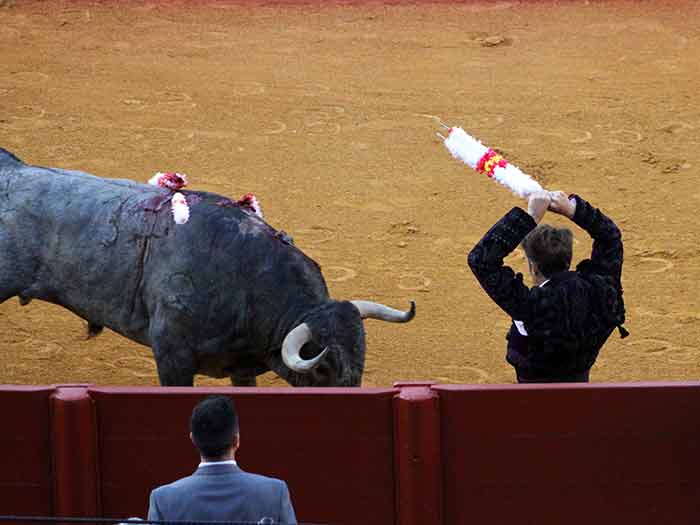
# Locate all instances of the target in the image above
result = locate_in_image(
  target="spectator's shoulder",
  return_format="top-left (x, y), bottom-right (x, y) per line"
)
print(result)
top-left (239, 470), bottom-right (287, 488)
top-left (152, 474), bottom-right (197, 496)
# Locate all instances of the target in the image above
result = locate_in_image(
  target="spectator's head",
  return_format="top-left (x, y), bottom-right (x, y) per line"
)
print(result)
top-left (190, 395), bottom-right (240, 461)
top-left (522, 224), bottom-right (573, 284)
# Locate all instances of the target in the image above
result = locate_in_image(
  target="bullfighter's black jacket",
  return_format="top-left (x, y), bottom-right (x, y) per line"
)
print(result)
top-left (467, 195), bottom-right (627, 382)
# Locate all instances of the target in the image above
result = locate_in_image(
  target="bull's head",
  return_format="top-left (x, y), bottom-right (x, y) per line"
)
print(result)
top-left (281, 300), bottom-right (416, 386)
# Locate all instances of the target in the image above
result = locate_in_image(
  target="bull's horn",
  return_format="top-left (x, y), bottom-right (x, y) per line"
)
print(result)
top-left (281, 323), bottom-right (328, 373)
top-left (351, 300), bottom-right (416, 323)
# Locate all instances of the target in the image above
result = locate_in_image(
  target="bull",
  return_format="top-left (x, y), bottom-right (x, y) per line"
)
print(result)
top-left (0, 148), bottom-right (415, 386)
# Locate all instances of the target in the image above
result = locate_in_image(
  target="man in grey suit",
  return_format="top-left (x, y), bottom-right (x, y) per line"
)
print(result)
top-left (147, 395), bottom-right (297, 524)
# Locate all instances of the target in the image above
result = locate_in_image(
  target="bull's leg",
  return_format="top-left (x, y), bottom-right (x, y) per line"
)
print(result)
top-left (230, 373), bottom-right (257, 387)
top-left (86, 322), bottom-right (103, 339)
top-left (151, 346), bottom-right (197, 386)
top-left (148, 304), bottom-right (199, 386)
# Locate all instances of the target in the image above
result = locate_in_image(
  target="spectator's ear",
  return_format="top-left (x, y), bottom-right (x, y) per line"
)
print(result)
top-left (189, 432), bottom-right (196, 448)
top-left (232, 432), bottom-right (240, 451)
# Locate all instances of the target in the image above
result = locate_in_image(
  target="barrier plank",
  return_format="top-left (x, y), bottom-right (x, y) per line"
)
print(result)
top-left (0, 386), bottom-right (54, 516)
top-left (51, 386), bottom-right (99, 518)
top-left (394, 383), bottom-right (442, 525)
top-left (89, 387), bottom-right (399, 525)
top-left (435, 382), bottom-right (700, 525)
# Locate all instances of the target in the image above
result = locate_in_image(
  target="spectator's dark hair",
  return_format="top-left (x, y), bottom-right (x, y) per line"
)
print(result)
top-left (190, 395), bottom-right (239, 459)
top-left (522, 224), bottom-right (573, 278)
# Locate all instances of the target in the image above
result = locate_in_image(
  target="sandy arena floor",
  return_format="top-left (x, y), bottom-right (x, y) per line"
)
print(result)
top-left (0, 0), bottom-right (698, 387)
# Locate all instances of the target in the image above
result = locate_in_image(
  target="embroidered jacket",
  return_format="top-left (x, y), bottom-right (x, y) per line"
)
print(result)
top-left (467, 195), bottom-right (626, 381)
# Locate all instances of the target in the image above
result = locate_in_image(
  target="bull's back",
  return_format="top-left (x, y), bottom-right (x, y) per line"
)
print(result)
top-left (1, 157), bottom-right (173, 338)
top-left (0, 148), bottom-right (24, 167)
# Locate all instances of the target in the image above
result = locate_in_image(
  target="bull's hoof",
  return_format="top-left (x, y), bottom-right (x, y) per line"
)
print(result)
top-left (18, 295), bottom-right (32, 306)
top-left (86, 323), bottom-right (104, 339)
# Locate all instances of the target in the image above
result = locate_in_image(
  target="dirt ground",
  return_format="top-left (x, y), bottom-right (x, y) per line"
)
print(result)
top-left (0, 0), bottom-right (698, 387)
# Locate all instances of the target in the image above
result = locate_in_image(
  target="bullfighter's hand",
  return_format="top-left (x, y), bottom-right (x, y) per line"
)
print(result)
top-left (547, 190), bottom-right (577, 219)
top-left (527, 190), bottom-right (551, 224)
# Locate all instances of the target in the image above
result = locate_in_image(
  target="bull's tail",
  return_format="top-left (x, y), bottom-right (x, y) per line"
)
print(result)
top-left (0, 148), bottom-right (24, 167)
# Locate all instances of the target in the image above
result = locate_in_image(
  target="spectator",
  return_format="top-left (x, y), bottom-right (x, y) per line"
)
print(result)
top-left (467, 190), bottom-right (627, 382)
top-left (148, 395), bottom-right (297, 524)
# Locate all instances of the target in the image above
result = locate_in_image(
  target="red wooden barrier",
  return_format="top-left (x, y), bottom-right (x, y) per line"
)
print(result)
top-left (2, 382), bottom-right (700, 524)
top-left (394, 382), bottom-right (442, 525)
top-left (88, 386), bottom-right (399, 525)
top-left (435, 382), bottom-right (700, 525)
top-left (50, 385), bottom-right (99, 518)
top-left (0, 386), bottom-right (54, 516)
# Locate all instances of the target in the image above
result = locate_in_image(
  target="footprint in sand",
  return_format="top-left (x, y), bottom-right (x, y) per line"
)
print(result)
top-left (623, 338), bottom-right (697, 365)
top-left (659, 121), bottom-right (695, 134)
top-left (608, 129), bottom-right (643, 145)
top-left (324, 266), bottom-right (358, 283)
top-left (44, 143), bottom-right (87, 160)
top-left (3, 105), bottom-right (48, 129)
top-left (304, 121), bottom-right (341, 135)
top-left (291, 83), bottom-right (331, 97)
top-left (397, 273), bottom-right (432, 292)
top-left (89, 355), bottom-right (155, 378)
top-left (26, 342), bottom-right (64, 360)
top-left (6, 71), bottom-right (50, 87)
top-left (333, 198), bottom-right (394, 213)
top-left (122, 91), bottom-right (196, 112)
top-left (529, 128), bottom-right (594, 146)
top-left (290, 107), bottom-right (345, 136)
top-left (262, 120), bottom-right (287, 135)
top-left (295, 226), bottom-right (337, 245)
top-left (440, 364), bottom-right (490, 383)
top-left (624, 338), bottom-right (673, 354)
top-left (229, 81), bottom-right (266, 96)
top-left (430, 236), bottom-right (481, 256)
top-left (638, 256), bottom-right (674, 274)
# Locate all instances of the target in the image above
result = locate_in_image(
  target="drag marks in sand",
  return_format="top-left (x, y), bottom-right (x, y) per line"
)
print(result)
top-left (0, 104), bottom-right (48, 130)
top-left (623, 338), bottom-right (698, 366)
top-left (121, 90), bottom-right (197, 112)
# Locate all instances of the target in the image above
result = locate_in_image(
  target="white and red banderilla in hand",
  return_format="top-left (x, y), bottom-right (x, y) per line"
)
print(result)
top-left (438, 124), bottom-right (543, 199)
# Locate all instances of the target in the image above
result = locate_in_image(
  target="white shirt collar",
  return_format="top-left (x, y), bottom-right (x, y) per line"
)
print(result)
top-left (513, 279), bottom-right (552, 336)
top-left (198, 460), bottom-right (237, 467)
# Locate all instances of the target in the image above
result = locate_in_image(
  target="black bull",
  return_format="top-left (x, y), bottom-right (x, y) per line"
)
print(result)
top-left (0, 148), bottom-right (415, 386)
